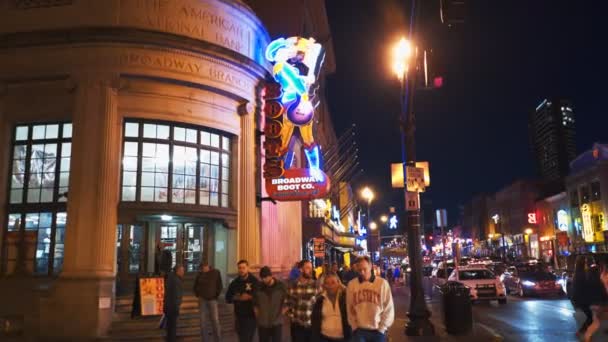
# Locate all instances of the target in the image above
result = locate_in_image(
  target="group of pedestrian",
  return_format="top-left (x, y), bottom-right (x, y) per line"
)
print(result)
top-left (162, 255), bottom-right (395, 342)
top-left (572, 255), bottom-right (608, 342)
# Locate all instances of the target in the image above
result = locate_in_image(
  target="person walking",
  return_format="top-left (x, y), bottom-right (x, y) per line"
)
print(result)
top-left (583, 261), bottom-right (608, 342)
top-left (289, 262), bottom-right (301, 284)
top-left (572, 256), bottom-right (592, 336)
top-left (347, 256), bottom-right (394, 342)
top-left (286, 259), bottom-right (319, 342)
top-left (160, 249), bottom-right (173, 276)
top-left (164, 265), bottom-right (185, 342)
top-left (225, 260), bottom-right (259, 342)
top-left (154, 243), bottom-right (163, 275)
top-left (193, 262), bottom-right (223, 342)
top-left (342, 259), bottom-right (360, 284)
top-left (253, 266), bottom-right (287, 342)
top-left (311, 273), bottom-right (351, 342)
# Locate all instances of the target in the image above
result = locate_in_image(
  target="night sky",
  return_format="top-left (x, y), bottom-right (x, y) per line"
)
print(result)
top-left (324, 0), bottom-right (608, 223)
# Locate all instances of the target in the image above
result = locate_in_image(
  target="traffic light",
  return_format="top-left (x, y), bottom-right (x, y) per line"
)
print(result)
top-left (440, 0), bottom-right (465, 26)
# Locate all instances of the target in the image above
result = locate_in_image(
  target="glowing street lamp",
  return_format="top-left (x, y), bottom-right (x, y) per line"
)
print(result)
top-left (392, 37), bottom-right (413, 80)
top-left (525, 228), bottom-right (533, 235)
top-left (370, 222), bottom-right (378, 230)
top-left (380, 215), bottom-right (388, 223)
top-left (361, 187), bottom-right (375, 204)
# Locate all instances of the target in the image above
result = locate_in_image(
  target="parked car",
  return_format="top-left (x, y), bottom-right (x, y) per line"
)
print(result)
top-left (502, 264), bottom-right (563, 297)
top-left (430, 262), bottom-right (455, 288)
top-left (448, 266), bottom-right (507, 304)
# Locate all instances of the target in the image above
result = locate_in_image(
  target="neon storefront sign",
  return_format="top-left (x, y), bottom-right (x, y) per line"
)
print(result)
top-left (263, 37), bottom-right (330, 201)
top-left (557, 210), bottom-right (569, 231)
top-left (581, 204), bottom-right (594, 243)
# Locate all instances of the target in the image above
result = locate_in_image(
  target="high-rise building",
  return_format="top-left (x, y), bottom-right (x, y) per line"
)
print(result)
top-left (529, 98), bottom-right (577, 184)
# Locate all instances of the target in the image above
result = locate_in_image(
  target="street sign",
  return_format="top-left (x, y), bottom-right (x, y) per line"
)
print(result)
top-left (405, 191), bottom-right (420, 211)
top-left (406, 166), bottom-right (426, 192)
top-left (436, 209), bottom-right (448, 228)
top-left (390, 162), bottom-right (430, 190)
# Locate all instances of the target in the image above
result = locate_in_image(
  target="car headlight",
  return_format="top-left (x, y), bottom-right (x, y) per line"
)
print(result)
top-left (521, 280), bottom-right (536, 287)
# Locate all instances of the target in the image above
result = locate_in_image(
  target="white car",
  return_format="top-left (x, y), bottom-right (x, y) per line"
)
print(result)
top-left (448, 266), bottom-right (507, 304)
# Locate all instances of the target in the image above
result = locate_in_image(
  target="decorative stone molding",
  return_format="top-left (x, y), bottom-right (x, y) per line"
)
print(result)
top-left (237, 101), bottom-right (253, 116)
top-left (12, 0), bottom-right (73, 10)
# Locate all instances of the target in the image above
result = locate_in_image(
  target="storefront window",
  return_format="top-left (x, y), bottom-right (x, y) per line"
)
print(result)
top-left (570, 190), bottom-right (579, 207)
top-left (591, 181), bottom-right (601, 201)
top-left (3, 123), bottom-right (71, 276)
top-left (9, 123), bottom-right (71, 204)
top-left (580, 186), bottom-right (590, 204)
top-left (121, 120), bottom-right (232, 207)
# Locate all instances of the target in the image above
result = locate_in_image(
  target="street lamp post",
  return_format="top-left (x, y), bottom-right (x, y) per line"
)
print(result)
top-left (361, 187), bottom-right (375, 260)
top-left (393, 34), bottom-right (435, 338)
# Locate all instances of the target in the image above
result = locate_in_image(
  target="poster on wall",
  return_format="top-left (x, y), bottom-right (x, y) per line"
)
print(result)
top-left (139, 277), bottom-right (165, 316)
top-left (313, 237), bottom-right (325, 258)
top-left (262, 37), bottom-right (330, 201)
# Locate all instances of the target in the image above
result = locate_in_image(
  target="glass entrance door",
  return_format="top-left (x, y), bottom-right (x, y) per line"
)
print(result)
top-left (160, 225), bottom-right (178, 270)
top-left (184, 225), bottom-right (204, 272)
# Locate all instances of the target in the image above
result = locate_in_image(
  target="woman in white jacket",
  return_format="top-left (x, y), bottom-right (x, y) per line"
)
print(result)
top-left (346, 256), bottom-right (394, 342)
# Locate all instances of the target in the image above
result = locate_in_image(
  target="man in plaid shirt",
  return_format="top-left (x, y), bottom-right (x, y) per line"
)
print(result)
top-left (285, 260), bottom-right (319, 342)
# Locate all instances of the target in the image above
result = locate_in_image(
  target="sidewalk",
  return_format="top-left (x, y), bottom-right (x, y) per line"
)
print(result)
top-left (387, 283), bottom-right (502, 342)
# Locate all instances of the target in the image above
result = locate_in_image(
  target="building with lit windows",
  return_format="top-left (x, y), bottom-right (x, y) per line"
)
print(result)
top-left (566, 143), bottom-right (608, 253)
top-left (0, 0), bottom-right (292, 339)
top-left (529, 98), bottom-right (577, 186)
top-left (486, 180), bottom-right (541, 259)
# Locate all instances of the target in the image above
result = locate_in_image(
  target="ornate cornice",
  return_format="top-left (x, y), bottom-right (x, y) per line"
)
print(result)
top-left (0, 28), bottom-right (270, 79)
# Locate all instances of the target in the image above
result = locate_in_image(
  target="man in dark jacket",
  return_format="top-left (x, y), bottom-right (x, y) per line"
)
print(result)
top-left (164, 265), bottom-right (184, 342)
top-left (253, 266), bottom-right (287, 342)
top-left (311, 273), bottom-right (351, 342)
top-left (160, 249), bottom-right (173, 275)
top-left (193, 262), bottom-right (223, 342)
top-left (341, 259), bottom-right (360, 285)
top-left (225, 260), bottom-right (259, 342)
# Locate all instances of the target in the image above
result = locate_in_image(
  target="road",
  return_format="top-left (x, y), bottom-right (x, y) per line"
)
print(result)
top-left (472, 295), bottom-right (582, 342)
top-left (390, 283), bottom-right (608, 341)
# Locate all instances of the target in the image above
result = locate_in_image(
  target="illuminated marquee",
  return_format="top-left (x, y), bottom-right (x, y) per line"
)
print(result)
top-left (263, 36), bottom-right (330, 201)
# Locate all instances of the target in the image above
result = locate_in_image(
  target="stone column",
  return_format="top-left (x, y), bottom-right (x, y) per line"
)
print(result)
top-left (237, 102), bottom-right (260, 266)
top-left (0, 83), bottom-right (7, 264)
top-left (40, 73), bottom-right (122, 338)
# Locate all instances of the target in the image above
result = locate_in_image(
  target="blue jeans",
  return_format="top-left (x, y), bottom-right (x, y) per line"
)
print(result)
top-left (199, 299), bottom-right (221, 342)
top-left (352, 329), bottom-right (386, 342)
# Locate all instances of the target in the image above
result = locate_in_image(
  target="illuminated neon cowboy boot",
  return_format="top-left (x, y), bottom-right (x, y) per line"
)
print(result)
top-left (304, 144), bottom-right (321, 171)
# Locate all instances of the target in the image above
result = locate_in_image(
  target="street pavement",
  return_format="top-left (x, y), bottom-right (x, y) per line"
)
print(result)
top-left (389, 279), bottom-right (608, 342)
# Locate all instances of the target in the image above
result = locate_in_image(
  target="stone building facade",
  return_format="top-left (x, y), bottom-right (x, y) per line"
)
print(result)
top-left (0, 0), bottom-right (281, 338)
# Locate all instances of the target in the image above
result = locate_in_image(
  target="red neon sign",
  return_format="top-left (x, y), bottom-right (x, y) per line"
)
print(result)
top-left (265, 168), bottom-right (330, 201)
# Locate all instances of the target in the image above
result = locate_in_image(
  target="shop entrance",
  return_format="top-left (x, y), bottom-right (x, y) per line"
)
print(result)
top-left (115, 219), bottom-right (212, 295)
top-left (159, 224), bottom-right (206, 273)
